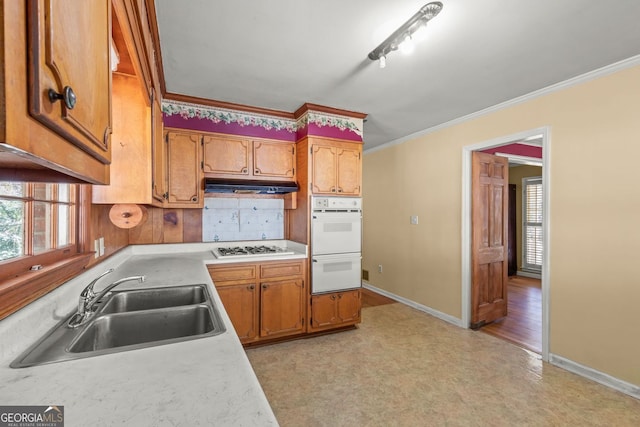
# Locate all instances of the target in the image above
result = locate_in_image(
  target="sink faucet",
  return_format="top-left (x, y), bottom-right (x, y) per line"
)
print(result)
top-left (68, 273), bottom-right (146, 328)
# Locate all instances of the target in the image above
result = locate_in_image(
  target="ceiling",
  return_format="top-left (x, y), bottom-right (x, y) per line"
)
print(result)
top-left (154, 0), bottom-right (640, 150)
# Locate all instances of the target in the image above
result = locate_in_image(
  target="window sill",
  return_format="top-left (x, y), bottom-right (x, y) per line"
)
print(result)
top-left (0, 253), bottom-right (94, 320)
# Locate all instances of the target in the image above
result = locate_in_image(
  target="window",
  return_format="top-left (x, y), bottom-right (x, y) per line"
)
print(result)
top-left (522, 177), bottom-right (543, 272)
top-left (0, 182), bottom-right (91, 320)
top-left (0, 182), bottom-right (76, 262)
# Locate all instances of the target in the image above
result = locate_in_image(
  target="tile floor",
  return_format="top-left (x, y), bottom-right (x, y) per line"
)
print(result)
top-left (246, 303), bottom-right (640, 426)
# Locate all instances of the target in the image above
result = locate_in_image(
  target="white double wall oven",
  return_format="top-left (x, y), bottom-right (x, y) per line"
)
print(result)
top-left (310, 197), bottom-right (362, 294)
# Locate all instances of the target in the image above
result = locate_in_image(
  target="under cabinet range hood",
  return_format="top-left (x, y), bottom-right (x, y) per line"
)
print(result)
top-left (204, 178), bottom-right (298, 194)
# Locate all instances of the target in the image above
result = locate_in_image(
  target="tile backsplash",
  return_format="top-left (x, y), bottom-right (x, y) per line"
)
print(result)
top-left (202, 197), bottom-right (284, 242)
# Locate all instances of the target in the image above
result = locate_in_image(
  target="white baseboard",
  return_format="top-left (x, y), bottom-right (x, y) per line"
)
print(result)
top-left (362, 281), bottom-right (463, 327)
top-left (517, 270), bottom-right (542, 279)
top-left (549, 354), bottom-right (640, 400)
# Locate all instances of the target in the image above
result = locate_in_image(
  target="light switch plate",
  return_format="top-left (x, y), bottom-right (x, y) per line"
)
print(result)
top-left (410, 215), bottom-right (419, 225)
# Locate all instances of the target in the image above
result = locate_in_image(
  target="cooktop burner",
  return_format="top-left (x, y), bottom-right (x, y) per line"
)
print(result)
top-left (213, 245), bottom-right (295, 258)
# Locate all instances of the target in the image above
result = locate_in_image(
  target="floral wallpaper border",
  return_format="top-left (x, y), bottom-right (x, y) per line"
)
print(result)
top-left (162, 101), bottom-right (297, 133)
top-left (162, 100), bottom-right (363, 141)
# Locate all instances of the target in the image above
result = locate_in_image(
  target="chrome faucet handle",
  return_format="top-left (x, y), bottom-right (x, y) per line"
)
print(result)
top-left (69, 274), bottom-right (145, 329)
top-left (78, 268), bottom-right (114, 314)
top-left (86, 275), bottom-right (146, 312)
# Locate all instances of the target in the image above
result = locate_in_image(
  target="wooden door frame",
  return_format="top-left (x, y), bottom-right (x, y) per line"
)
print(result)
top-left (461, 127), bottom-right (551, 361)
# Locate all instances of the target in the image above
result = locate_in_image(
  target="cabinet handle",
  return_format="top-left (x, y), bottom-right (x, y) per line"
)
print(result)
top-left (48, 86), bottom-right (76, 110)
top-left (248, 285), bottom-right (255, 290)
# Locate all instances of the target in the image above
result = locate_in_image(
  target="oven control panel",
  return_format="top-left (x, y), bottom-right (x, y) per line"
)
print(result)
top-left (312, 197), bottom-right (362, 211)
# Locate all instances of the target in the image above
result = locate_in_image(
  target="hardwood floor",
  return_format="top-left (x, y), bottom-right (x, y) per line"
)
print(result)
top-left (480, 275), bottom-right (542, 353)
top-left (361, 287), bottom-right (396, 307)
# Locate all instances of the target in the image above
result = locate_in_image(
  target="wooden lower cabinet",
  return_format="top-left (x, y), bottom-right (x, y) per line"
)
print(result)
top-left (310, 290), bottom-right (361, 331)
top-left (215, 283), bottom-right (258, 342)
top-left (260, 278), bottom-right (305, 338)
top-left (208, 260), bottom-right (306, 344)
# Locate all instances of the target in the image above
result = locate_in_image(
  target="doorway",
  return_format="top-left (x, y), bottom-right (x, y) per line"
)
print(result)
top-left (461, 127), bottom-right (550, 361)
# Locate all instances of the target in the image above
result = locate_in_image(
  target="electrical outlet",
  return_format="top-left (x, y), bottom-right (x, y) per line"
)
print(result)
top-left (378, 264), bottom-right (383, 273)
top-left (410, 215), bottom-right (419, 225)
top-left (98, 237), bottom-right (105, 257)
top-left (94, 239), bottom-right (100, 258)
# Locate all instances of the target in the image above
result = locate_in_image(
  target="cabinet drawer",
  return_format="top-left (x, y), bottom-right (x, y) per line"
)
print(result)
top-left (208, 264), bottom-right (257, 285)
top-left (260, 261), bottom-right (303, 279)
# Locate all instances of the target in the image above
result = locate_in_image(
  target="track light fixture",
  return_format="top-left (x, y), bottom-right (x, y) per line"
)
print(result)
top-left (368, 2), bottom-right (443, 67)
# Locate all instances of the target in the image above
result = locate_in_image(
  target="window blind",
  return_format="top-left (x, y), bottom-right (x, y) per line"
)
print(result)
top-left (523, 177), bottom-right (543, 271)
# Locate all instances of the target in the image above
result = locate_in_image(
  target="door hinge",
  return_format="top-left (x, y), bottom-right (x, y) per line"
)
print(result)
top-left (292, 147), bottom-right (295, 155)
top-left (165, 133), bottom-right (169, 143)
top-left (292, 167), bottom-right (295, 175)
top-left (201, 161), bottom-right (204, 170)
top-left (302, 279), bottom-right (304, 288)
top-left (310, 147), bottom-right (313, 154)
top-left (309, 183), bottom-right (312, 191)
top-left (359, 152), bottom-right (361, 159)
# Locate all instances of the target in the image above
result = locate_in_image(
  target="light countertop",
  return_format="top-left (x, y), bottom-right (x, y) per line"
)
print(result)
top-left (0, 240), bottom-right (307, 426)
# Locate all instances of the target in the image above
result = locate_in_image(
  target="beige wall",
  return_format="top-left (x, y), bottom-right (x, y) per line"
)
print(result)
top-left (509, 165), bottom-right (542, 271)
top-left (362, 65), bottom-right (640, 386)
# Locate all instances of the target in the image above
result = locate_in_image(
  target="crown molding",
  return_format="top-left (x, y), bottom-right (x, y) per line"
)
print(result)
top-left (364, 54), bottom-right (640, 155)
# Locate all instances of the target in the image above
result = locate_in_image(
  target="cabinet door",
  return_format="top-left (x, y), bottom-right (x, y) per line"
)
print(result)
top-left (202, 135), bottom-right (251, 176)
top-left (310, 293), bottom-right (338, 329)
top-left (166, 131), bottom-right (202, 207)
top-left (151, 90), bottom-right (166, 204)
top-left (260, 279), bottom-right (305, 338)
top-left (336, 146), bottom-right (361, 195)
top-left (216, 283), bottom-right (259, 343)
top-left (253, 141), bottom-right (295, 180)
top-left (27, 0), bottom-right (112, 164)
top-left (311, 145), bottom-right (337, 194)
top-left (336, 290), bottom-right (361, 323)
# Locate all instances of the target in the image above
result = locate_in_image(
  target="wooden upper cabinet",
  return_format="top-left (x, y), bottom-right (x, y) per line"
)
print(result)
top-left (336, 146), bottom-right (361, 195)
top-left (311, 145), bottom-right (338, 193)
top-left (203, 134), bottom-right (296, 182)
top-left (27, 0), bottom-right (112, 164)
top-left (165, 130), bottom-right (203, 207)
top-left (151, 89), bottom-right (166, 204)
top-left (92, 73), bottom-right (152, 204)
top-left (202, 135), bottom-right (251, 177)
top-left (253, 141), bottom-right (295, 179)
top-left (311, 141), bottom-right (361, 195)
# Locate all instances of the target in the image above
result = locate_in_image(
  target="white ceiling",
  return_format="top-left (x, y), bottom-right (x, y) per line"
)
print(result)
top-left (154, 0), bottom-right (640, 150)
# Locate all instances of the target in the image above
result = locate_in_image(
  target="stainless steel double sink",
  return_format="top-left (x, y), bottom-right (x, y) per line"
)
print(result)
top-left (11, 285), bottom-right (226, 368)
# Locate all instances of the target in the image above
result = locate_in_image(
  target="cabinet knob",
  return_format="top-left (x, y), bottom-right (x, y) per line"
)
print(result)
top-left (248, 285), bottom-right (255, 290)
top-left (330, 295), bottom-right (336, 300)
top-left (241, 168), bottom-right (248, 173)
top-left (191, 196), bottom-right (198, 202)
top-left (337, 188), bottom-right (343, 193)
top-left (48, 86), bottom-right (76, 110)
top-left (331, 188), bottom-right (336, 193)
top-left (262, 284), bottom-right (268, 289)
top-left (255, 169), bottom-right (260, 174)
